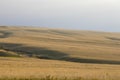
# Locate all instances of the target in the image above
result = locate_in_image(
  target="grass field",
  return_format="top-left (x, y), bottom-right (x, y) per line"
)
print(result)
top-left (0, 26), bottom-right (120, 80)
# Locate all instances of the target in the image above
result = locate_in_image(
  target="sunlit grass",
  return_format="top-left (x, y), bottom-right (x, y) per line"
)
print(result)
top-left (0, 76), bottom-right (105, 80)
top-left (0, 27), bottom-right (120, 80)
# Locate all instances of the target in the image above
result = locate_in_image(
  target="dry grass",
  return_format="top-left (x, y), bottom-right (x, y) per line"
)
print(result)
top-left (0, 26), bottom-right (120, 80)
top-left (0, 57), bottom-right (120, 80)
top-left (0, 26), bottom-right (120, 61)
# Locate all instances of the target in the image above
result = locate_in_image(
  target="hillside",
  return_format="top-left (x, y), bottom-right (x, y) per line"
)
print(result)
top-left (0, 26), bottom-right (120, 80)
top-left (0, 26), bottom-right (120, 64)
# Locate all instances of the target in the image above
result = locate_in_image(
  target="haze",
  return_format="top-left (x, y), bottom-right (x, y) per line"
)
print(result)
top-left (0, 0), bottom-right (120, 32)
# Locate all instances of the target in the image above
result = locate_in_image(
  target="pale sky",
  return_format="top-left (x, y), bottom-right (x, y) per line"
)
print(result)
top-left (0, 0), bottom-right (120, 32)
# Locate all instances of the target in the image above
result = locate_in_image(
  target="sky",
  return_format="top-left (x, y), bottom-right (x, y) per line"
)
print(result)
top-left (0, 0), bottom-right (120, 32)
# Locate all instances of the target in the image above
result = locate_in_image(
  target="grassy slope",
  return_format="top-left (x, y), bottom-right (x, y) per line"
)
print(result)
top-left (0, 26), bottom-right (120, 61)
top-left (0, 57), bottom-right (120, 80)
top-left (0, 26), bottom-right (120, 79)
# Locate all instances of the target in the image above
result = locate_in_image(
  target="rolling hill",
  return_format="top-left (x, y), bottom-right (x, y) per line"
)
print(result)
top-left (0, 26), bottom-right (120, 80)
top-left (0, 26), bottom-right (120, 64)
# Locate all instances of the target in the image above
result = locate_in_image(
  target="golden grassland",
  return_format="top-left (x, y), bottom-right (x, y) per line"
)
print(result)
top-left (0, 26), bottom-right (120, 80)
top-left (0, 26), bottom-right (120, 61)
top-left (0, 57), bottom-right (120, 80)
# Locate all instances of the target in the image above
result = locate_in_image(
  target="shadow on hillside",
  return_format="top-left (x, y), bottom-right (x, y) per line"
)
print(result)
top-left (106, 37), bottom-right (120, 41)
top-left (60, 57), bottom-right (120, 65)
top-left (0, 43), bottom-right (67, 59)
top-left (0, 31), bottom-right (12, 38)
top-left (0, 26), bottom-right (8, 28)
top-left (0, 42), bottom-right (120, 65)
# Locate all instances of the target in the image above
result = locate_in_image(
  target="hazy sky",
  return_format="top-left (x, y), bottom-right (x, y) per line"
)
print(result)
top-left (0, 0), bottom-right (120, 32)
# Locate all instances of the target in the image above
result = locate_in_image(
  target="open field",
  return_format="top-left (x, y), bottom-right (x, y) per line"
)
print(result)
top-left (0, 57), bottom-right (120, 80)
top-left (0, 26), bottom-right (120, 80)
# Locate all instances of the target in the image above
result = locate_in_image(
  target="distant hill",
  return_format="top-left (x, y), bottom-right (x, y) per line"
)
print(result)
top-left (0, 26), bottom-right (120, 64)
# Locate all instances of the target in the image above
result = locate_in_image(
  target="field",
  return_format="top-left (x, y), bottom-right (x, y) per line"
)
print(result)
top-left (0, 26), bottom-right (120, 80)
